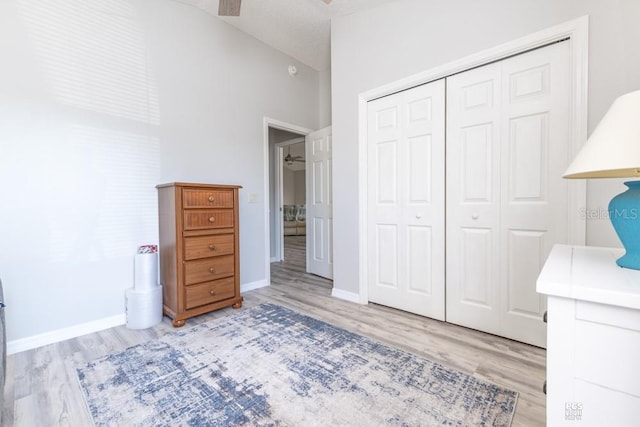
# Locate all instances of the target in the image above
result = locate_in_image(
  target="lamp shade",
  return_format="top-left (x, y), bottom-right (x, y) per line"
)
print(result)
top-left (564, 89), bottom-right (640, 178)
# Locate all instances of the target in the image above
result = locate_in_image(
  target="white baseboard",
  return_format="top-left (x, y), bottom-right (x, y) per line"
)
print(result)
top-left (331, 288), bottom-right (363, 304)
top-left (8, 280), bottom-right (270, 355)
top-left (7, 313), bottom-right (126, 355)
top-left (270, 257), bottom-right (280, 263)
top-left (241, 279), bottom-right (269, 293)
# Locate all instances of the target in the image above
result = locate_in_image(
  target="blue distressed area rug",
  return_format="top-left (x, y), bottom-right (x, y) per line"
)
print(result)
top-left (76, 303), bottom-right (518, 426)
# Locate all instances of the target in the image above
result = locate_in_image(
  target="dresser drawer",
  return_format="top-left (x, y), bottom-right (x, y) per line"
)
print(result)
top-left (183, 189), bottom-right (234, 209)
top-left (183, 210), bottom-right (234, 230)
top-left (184, 234), bottom-right (234, 260)
top-left (184, 255), bottom-right (234, 285)
top-left (185, 277), bottom-right (235, 309)
top-left (575, 316), bottom-right (640, 397)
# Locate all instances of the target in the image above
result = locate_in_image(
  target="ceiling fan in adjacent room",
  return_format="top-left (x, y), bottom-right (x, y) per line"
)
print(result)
top-left (284, 146), bottom-right (305, 166)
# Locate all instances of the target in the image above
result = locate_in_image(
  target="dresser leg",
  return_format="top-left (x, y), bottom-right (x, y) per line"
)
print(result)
top-left (232, 301), bottom-right (243, 309)
top-left (172, 319), bottom-right (186, 327)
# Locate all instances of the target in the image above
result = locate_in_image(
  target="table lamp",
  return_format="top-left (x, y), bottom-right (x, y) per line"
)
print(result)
top-left (564, 89), bottom-right (640, 269)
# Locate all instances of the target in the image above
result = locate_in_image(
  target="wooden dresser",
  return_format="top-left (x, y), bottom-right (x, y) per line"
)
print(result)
top-left (157, 182), bottom-right (243, 327)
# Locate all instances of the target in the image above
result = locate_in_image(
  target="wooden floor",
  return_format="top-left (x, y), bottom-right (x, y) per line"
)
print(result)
top-left (2, 236), bottom-right (546, 426)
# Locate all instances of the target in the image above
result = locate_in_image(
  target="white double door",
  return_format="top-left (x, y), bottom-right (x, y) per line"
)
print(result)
top-left (367, 41), bottom-right (570, 346)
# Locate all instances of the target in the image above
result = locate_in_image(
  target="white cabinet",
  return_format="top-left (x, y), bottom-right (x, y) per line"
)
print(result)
top-left (537, 245), bottom-right (640, 426)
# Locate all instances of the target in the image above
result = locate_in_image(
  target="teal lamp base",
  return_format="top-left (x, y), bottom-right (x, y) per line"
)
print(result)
top-left (609, 181), bottom-right (640, 269)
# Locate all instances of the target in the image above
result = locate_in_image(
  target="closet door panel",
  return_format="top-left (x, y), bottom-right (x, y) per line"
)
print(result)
top-left (446, 63), bottom-right (502, 335)
top-left (369, 96), bottom-right (403, 304)
top-left (367, 79), bottom-right (446, 320)
top-left (460, 227), bottom-right (493, 307)
top-left (499, 41), bottom-right (570, 346)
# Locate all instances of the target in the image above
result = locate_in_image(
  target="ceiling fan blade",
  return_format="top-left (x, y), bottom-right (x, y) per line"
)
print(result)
top-left (284, 153), bottom-right (293, 162)
top-left (219, 0), bottom-right (241, 16)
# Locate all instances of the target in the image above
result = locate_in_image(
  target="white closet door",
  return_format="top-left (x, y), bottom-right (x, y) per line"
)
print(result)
top-left (445, 62), bottom-right (502, 336)
top-left (498, 42), bottom-right (570, 345)
top-left (446, 41), bottom-right (570, 347)
top-left (367, 79), bottom-right (446, 320)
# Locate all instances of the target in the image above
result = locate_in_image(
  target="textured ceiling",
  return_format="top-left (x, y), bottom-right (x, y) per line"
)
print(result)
top-left (174, 0), bottom-right (398, 71)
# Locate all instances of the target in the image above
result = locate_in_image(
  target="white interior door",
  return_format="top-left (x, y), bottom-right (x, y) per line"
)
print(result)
top-left (446, 41), bottom-right (570, 347)
top-left (367, 79), bottom-right (446, 320)
top-left (306, 126), bottom-right (333, 279)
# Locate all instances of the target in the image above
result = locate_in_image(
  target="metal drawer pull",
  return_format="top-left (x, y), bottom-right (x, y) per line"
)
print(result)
top-left (208, 196), bottom-right (215, 202)
top-left (209, 245), bottom-right (216, 251)
top-left (209, 290), bottom-right (216, 296)
top-left (543, 311), bottom-right (548, 323)
top-left (208, 217), bottom-right (216, 223)
top-left (209, 267), bottom-right (216, 273)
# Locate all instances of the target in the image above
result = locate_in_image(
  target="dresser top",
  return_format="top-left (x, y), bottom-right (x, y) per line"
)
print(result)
top-left (537, 244), bottom-right (640, 309)
top-left (156, 182), bottom-right (242, 189)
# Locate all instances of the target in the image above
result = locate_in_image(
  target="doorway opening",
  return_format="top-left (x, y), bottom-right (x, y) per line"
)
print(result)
top-left (263, 118), bottom-right (334, 288)
top-left (276, 137), bottom-right (306, 264)
top-left (263, 118), bottom-right (311, 286)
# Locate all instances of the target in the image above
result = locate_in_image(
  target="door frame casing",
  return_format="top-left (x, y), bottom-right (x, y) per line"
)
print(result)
top-left (263, 117), bottom-right (313, 285)
top-left (357, 16), bottom-right (589, 304)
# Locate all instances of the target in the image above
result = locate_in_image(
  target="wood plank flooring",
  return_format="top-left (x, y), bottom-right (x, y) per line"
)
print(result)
top-left (2, 236), bottom-right (545, 426)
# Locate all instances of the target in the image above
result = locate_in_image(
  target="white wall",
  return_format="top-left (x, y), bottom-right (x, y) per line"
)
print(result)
top-left (294, 170), bottom-right (306, 205)
top-left (319, 68), bottom-right (332, 128)
top-left (0, 0), bottom-right (319, 342)
top-left (282, 169), bottom-right (305, 207)
top-left (282, 167), bottom-right (305, 206)
top-left (283, 168), bottom-right (295, 205)
top-left (331, 0), bottom-right (640, 294)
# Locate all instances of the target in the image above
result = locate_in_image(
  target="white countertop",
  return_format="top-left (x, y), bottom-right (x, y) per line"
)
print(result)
top-left (537, 244), bottom-right (640, 309)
